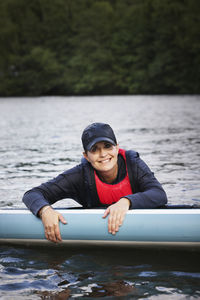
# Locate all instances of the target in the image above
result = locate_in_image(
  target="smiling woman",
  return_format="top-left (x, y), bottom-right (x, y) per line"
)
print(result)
top-left (22, 122), bottom-right (167, 243)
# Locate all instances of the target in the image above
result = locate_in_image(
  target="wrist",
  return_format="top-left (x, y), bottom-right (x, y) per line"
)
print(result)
top-left (39, 205), bottom-right (51, 218)
top-left (120, 197), bottom-right (131, 208)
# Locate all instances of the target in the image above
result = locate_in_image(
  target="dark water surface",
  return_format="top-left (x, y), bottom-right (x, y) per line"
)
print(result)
top-left (0, 96), bottom-right (200, 299)
top-left (1, 245), bottom-right (200, 299)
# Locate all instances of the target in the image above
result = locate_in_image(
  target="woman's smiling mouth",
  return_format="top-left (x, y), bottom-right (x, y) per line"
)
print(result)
top-left (99, 158), bottom-right (111, 164)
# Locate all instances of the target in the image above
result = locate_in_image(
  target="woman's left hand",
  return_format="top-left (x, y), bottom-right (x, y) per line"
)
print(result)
top-left (102, 198), bottom-right (131, 235)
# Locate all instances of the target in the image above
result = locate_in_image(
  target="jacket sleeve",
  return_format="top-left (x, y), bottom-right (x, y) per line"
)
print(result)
top-left (125, 155), bottom-right (168, 209)
top-left (22, 164), bottom-right (85, 216)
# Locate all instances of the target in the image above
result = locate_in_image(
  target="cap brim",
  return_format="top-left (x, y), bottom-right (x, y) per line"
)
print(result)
top-left (86, 137), bottom-right (116, 151)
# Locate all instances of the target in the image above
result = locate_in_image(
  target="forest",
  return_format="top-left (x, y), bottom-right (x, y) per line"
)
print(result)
top-left (0, 0), bottom-right (199, 96)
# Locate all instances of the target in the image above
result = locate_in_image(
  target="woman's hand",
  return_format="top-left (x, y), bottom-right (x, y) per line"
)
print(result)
top-left (39, 206), bottom-right (67, 243)
top-left (102, 198), bottom-right (130, 235)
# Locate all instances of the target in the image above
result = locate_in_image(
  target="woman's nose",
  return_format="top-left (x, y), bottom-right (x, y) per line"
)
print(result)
top-left (99, 148), bottom-right (106, 157)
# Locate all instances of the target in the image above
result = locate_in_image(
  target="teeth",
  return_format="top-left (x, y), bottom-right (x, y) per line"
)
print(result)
top-left (100, 159), bottom-right (110, 163)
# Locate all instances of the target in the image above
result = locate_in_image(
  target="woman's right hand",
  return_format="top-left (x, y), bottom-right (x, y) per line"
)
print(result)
top-left (39, 206), bottom-right (67, 243)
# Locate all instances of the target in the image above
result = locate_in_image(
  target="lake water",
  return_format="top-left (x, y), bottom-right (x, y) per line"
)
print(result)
top-left (0, 95), bottom-right (200, 299)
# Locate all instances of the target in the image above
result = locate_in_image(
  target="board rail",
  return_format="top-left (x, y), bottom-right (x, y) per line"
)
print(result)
top-left (0, 208), bottom-right (200, 249)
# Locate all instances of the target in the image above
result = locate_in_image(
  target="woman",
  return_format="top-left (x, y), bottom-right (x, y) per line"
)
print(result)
top-left (23, 122), bottom-right (167, 243)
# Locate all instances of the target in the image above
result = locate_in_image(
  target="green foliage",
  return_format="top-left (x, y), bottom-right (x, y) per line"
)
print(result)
top-left (0, 0), bottom-right (199, 96)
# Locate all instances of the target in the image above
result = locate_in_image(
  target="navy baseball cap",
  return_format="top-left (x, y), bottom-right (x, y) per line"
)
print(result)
top-left (82, 123), bottom-right (117, 151)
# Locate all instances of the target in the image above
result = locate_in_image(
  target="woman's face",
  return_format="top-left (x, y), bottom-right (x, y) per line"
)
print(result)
top-left (83, 141), bottom-right (119, 174)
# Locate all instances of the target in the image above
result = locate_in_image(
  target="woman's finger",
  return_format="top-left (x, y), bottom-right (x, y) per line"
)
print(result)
top-left (108, 210), bottom-right (120, 234)
top-left (102, 207), bottom-right (110, 219)
top-left (119, 210), bottom-right (126, 226)
top-left (49, 231), bottom-right (57, 243)
top-left (111, 213), bottom-right (123, 234)
top-left (54, 223), bottom-right (62, 242)
top-left (59, 214), bottom-right (67, 224)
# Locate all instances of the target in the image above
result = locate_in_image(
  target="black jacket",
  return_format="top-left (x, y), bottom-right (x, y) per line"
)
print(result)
top-left (22, 150), bottom-right (167, 216)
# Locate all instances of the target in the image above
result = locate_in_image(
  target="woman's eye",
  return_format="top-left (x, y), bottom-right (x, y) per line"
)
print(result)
top-left (91, 146), bottom-right (97, 153)
top-left (104, 143), bottom-right (112, 149)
